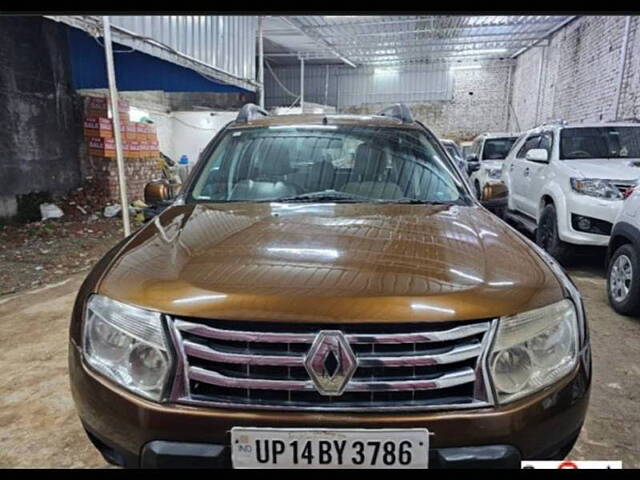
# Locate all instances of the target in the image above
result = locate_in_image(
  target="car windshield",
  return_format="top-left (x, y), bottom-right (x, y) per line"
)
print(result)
top-left (188, 125), bottom-right (470, 205)
top-left (560, 126), bottom-right (640, 159)
top-left (482, 137), bottom-right (518, 160)
top-left (444, 143), bottom-right (462, 161)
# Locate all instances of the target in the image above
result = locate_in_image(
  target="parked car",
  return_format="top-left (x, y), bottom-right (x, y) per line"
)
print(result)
top-left (440, 138), bottom-right (467, 174)
top-left (69, 104), bottom-right (590, 469)
top-left (502, 121), bottom-right (640, 263)
top-left (466, 132), bottom-right (519, 200)
top-left (460, 141), bottom-right (473, 159)
top-left (607, 186), bottom-right (640, 316)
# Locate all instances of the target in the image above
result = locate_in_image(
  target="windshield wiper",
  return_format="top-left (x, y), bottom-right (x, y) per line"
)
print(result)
top-left (268, 190), bottom-right (372, 203)
top-left (388, 198), bottom-right (458, 205)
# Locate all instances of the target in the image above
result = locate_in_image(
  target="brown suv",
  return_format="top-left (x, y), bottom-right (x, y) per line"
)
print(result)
top-left (69, 104), bottom-right (590, 469)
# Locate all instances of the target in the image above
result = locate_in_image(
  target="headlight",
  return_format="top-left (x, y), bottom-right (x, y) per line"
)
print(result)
top-left (487, 167), bottom-right (503, 179)
top-left (489, 299), bottom-right (578, 404)
top-left (83, 295), bottom-right (171, 401)
top-left (570, 178), bottom-right (623, 200)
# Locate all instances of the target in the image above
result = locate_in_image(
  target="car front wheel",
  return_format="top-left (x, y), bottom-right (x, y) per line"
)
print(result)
top-left (607, 243), bottom-right (640, 316)
top-left (536, 204), bottom-right (571, 264)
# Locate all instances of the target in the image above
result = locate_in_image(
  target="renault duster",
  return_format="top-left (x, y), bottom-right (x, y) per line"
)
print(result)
top-left (69, 104), bottom-right (590, 469)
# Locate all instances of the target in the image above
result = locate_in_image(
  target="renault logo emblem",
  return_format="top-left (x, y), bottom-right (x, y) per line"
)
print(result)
top-left (304, 331), bottom-right (357, 396)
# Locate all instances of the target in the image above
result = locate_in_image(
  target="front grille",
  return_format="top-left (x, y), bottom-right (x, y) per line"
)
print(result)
top-left (167, 317), bottom-right (495, 411)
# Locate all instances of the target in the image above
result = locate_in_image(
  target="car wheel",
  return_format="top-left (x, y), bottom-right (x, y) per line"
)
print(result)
top-left (607, 244), bottom-right (640, 316)
top-left (494, 206), bottom-right (506, 219)
top-left (536, 204), bottom-right (571, 264)
top-left (474, 180), bottom-right (482, 200)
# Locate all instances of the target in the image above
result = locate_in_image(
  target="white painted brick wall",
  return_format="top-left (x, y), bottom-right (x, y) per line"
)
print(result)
top-left (510, 16), bottom-right (640, 130)
top-left (343, 65), bottom-right (513, 142)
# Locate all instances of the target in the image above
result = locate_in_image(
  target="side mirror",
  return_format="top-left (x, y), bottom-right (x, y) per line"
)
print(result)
top-left (481, 182), bottom-right (509, 215)
top-left (144, 180), bottom-right (174, 205)
top-left (466, 155), bottom-right (480, 174)
top-left (525, 148), bottom-right (549, 163)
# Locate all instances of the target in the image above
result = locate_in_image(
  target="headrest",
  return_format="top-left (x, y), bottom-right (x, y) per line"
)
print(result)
top-left (353, 142), bottom-right (387, 182)
top-left (255, 141), bottom-right (295, 179)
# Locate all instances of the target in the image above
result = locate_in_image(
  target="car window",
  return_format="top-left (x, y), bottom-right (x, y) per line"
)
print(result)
top-left (470, 139), bottom-right (481, 157)
top-left (560, 127), bottom-right (640, 159)
top-left (481, 137), bottom-right (518, 160)
top-left (517, 135), bottom-right (541, 159)
top-left (444, 144), bottom-right (461, 161)
top-left (510, 134), bottom-right (527, 158)
top-left (539, 132), bottom-right (553, 156)
top-left (189, 126), bottom-right (471, 205)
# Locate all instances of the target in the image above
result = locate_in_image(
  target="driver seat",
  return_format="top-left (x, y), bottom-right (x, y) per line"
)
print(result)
top-left (342, 142), bottom-right (403, 200)
top-left (230, 143), bottom-right (299, 200)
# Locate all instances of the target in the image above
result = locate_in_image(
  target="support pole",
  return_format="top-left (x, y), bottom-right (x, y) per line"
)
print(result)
top-left (324, 64), bottom-right (329, 107)
top-left (614, 16), bottom-right (632, 120)
top-left (300, 56), bottom-right (305, 112)
top-left (102, 16), bottom-right (131, 237)
top-left (534, 45), bottom-right (546, 126)
top-left (258, 16), bottom-right (265, 108)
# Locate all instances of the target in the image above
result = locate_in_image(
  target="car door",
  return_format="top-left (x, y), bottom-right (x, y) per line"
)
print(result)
top-left (521, 131), bottom-right (554, 218)
top-left (467, 137), bottom-right (483, 189)
top-left (509, 135), bottom-right (541, 213)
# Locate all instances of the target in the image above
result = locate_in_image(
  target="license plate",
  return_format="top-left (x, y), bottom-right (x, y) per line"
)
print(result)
top-left (231, 427), bottom-right (429, 469)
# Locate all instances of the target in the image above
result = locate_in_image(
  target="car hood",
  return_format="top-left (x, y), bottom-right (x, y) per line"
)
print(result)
top-left (481, 160), bottom-right (504, 170)
top-left (97, 203), bottom-right (564, 324)
top-left (564, 158), bottom-right (640, 181)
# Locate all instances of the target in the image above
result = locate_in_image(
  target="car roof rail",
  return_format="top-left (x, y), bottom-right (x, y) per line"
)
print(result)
top-left (236, 103), bottom-right (269, 124)
top-left (541, 118), bottom-right (568, 127)
top-left (376, 103), bottom-right (414, 123)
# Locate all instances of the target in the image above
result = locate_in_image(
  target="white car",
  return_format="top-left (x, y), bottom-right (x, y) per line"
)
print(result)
top-left (607, 187), bottom-right (640, 316)
top-left (502, 121), bottom-right (640, 263)
top-left (467, 132), bottom-right (519, 199)
top-left (440, 138), bottom-right (467, 174)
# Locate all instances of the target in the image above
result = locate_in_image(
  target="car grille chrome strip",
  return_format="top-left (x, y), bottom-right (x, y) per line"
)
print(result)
top-left (189, 365), bottom-right (476, 392)
top-left (184, 340), bottom-right (304, 367)
top-left (174, 319), bottom-right (490, 344)
top-left (168, 316), bottom-right (496, 411)
top-left (183, 338), bottom-right (483, 367)
top-left (174, 319), bottom-right (317, 343)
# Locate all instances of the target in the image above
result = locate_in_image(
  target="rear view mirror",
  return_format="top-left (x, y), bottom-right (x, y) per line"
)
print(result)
top-left (466, 155), bottom-right (480, 174)
top-left (526, 148), bottom-right (549, 163)
top-left (144, 180), bottom-right (174, 205)
top-left (481, 182), bottom-right (509, 217)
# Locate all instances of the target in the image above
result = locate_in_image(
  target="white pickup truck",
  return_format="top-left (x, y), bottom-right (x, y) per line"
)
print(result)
top-left (466, 132), bottom-right (519, 200)
top-left (502, 121), bottom-right (640, 263)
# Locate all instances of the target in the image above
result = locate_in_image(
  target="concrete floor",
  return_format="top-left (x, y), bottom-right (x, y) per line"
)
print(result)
top-left (0, 260), bottom-right (639, 468)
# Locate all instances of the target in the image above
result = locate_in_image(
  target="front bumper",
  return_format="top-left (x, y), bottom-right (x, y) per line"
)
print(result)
top-left (559, 193), bottom-right (624, 246)
top-left (69, 342), bottom-right (590, 468)
top-left (85, 426), bottom-right (582, 468)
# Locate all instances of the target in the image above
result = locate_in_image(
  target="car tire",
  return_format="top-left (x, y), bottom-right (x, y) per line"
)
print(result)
top-left (536, 204), bottom-right (571, 264)
top-left (607, 243), bottom-right (640, 316)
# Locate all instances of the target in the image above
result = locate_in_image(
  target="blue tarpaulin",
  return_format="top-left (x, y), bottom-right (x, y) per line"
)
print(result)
top-left (66, 26), bottom-right (250, 94)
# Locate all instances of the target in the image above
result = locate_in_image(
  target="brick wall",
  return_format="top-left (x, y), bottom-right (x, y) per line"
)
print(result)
top-left (343, 64), bottom-right (514, 142)
top-left (80, 145), bottom-right (161, 204)
top-left (510, 16), bottom-right (640, 130)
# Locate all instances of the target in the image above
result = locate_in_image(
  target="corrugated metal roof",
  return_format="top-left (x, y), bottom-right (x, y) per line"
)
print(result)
top-left (263, 15), bottom-right (576, 66)
top-left (47, 15), bottom-right (259, 91)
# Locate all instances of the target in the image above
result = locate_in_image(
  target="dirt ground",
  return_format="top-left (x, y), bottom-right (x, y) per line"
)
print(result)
top-left (0, 226), bottom-right (638, 468)
top-left (0, 218), bottom-right (124, 296)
